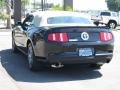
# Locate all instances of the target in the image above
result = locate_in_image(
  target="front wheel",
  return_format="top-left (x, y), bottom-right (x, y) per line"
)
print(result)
top-left (94, 21), bottom-right (99, 26)
top-left (12, 36), bottom-right (19, 53)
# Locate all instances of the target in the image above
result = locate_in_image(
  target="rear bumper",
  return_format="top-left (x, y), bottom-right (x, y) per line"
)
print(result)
top-left (44, 52), bottom-right (113, 64)
top-left (35, 40), bottom-right (114, 64)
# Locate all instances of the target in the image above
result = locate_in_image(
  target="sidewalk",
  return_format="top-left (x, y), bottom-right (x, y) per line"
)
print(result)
top-left (0, 61), bottom-right (20, 90)
top-left (0, 29), bottom-right (12, 32)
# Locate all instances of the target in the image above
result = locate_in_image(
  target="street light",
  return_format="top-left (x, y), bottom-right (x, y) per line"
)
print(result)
top-left (41, 0), bottom-right (44, 11)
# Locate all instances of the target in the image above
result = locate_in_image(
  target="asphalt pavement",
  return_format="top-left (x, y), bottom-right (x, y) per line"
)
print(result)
top-left (0, 30), bottom-right (120, 90)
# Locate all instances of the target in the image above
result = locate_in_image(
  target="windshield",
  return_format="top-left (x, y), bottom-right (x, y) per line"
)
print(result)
top-left (47, 16), bottom-right (92, 25)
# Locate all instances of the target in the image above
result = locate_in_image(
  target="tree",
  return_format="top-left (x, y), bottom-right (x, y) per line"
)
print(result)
top-left (6, 0), bottom-right (11, 29)
top-left (50, 5), bottom-right (72, 11)
top-left (0, 0), bottom-right (5, 10)
top-left (21, 0), bottom-right (29, 16)
top-left (14, 0), bottom-right (21, 24)
top-left (0, 0), bottom-right (11, 29)
top-left (50, 5), bottom-right (64, 11)
top-left (106, 0), bottom-right (120, 12)
top-left (21, 0), bottom-right (29, 6)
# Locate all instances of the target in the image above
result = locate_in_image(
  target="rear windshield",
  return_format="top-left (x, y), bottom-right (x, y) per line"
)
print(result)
top-left (47, 16), bottom-right (92, 24)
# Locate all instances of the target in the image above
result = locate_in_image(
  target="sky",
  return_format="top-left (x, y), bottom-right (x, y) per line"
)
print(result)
top-left (47, 0), bottom-right (108, 10)
top-left (73, 0), bottom-right (108, 10)
top-left (30, 0), bottom-right (108, 10)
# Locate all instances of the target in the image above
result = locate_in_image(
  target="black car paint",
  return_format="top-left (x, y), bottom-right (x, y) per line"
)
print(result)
top-left (12, 23), bottom-right (114, 64)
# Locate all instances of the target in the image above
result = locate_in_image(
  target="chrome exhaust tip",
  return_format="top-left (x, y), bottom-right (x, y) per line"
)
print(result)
top-left (51, 63), bottom-right (64, 68)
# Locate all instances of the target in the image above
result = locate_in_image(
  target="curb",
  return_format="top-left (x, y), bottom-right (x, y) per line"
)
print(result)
top-left (0, 58), bottom-right (20, 90)
top-left (0, 29), bottom-right (12, 32)
top-left (0, 32), bottom-right (12, 36)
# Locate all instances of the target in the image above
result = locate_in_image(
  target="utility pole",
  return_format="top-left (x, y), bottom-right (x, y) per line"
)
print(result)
top-left (63, 0), bottom-right (73, 11)
top-left (14, 0), bottom-right (21, 24)
top-left (63, 0), bottom-right (66, 11)
top-left (41, 0), bottom-right (44, 11)
top-left (34, 0), bottom-right (35, 9)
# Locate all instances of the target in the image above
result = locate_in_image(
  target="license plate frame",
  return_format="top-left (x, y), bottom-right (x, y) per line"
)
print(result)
top-left (78, 48), bottom-right (94, 57)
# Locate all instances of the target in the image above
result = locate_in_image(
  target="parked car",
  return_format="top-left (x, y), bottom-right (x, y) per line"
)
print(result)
top-left (92, 11), bottom-right (120, 29)
top-left (12, 11), bottom-right (114, 71)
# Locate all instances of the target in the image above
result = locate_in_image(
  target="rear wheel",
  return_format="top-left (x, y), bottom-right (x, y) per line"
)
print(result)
top-left (27, 43), bottom-right (41, 71)
top-left (94, 21), bottom-right (99, 26)
top-left (108, 21), bottom-right (117, 29)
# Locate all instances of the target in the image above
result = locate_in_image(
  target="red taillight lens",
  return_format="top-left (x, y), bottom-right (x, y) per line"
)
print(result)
top-left (100, 32), bottom-right (113, 42)
top-left (48, 32), bottom-right (68, 42)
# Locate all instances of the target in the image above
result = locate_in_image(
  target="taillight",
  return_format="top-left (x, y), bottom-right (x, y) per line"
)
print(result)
top-left (100, 32), bottom-right (113, 42)
top-left (48, 32), bottom-right (68, 42)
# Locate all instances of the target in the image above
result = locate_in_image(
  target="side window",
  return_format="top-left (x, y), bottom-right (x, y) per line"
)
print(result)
top-left (33, 15), bottom-right (42, 27)
top-left (111, 12), bottom-right (118, 17)
top-left (23, 15), bottom-right (34, 26)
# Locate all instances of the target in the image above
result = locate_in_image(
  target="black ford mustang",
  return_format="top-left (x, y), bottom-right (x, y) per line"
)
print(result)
top-left (12, 11), bottom-right (114, 71)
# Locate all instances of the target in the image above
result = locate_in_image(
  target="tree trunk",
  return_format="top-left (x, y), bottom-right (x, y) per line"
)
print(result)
top-left (6, 0), bottom-right (11, 29)
top-left (14, 0), bottom-right (21, 24)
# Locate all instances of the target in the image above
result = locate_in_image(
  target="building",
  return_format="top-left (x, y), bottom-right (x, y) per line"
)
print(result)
top-left (73, 0), bottom-right (108, 11)
top-left (64, 0), bottom-right (108, 11)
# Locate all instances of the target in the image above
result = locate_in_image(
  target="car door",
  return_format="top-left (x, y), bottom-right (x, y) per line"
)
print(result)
top-left (14, 22), bottom-right (25, 49)
top-left (15, 15), bottom-right (34, 53)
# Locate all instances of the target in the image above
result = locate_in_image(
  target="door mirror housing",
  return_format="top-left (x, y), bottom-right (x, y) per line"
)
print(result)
top-left (16, 21), bottom-right (22, 26)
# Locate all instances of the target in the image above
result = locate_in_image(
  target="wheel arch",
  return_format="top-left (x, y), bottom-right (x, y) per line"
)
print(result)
top-left (108, 20), bottom-right (117, 25)
top-left (27, 39), bottom-right (36, 54)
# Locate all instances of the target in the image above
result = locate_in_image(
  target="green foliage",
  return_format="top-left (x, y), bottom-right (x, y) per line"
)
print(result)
top-left (0, 0), bottom-right (5, 8)
top-left (50, 5), bottom-right (72, 11)
top-left (21, 0), bottom-right (29, 5)
top-left (66, 5), bottom-right (73, 11)
top-left (0, 13), bottom-right (9, 20)
top-left (21, 0), bottom-right (29, 7)
top-left (106, 0), bottom-right (120, 12)
top-left (0, 0), bottom-right (8, 14)
top-left (50, 5), bottom-right (64, 11)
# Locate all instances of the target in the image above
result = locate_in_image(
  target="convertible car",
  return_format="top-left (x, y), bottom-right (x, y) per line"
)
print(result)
top-left (12, 11), bottom-right (114, 71)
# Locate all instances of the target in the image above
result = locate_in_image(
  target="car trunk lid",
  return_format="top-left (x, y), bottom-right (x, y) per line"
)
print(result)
top-left (45, 26), bottom-right (112, 43)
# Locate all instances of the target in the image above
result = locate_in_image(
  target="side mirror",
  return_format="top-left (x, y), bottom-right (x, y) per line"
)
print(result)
top-left (16, 21), bottom-right (22, 26)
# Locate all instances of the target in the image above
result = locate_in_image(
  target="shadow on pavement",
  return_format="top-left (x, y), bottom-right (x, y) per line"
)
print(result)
top-left (0, 49), bottom-right (102, 83)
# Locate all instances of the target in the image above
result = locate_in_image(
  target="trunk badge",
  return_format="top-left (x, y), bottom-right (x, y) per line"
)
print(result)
top-left (81, 32), bottom-right (89, 41)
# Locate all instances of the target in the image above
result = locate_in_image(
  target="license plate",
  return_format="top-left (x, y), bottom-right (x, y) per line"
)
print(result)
top-left (79, 48), bottom-right (93, 56)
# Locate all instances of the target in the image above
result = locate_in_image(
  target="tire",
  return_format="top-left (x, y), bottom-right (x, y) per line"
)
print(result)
top-left (94, 21), bottom-right (99, 26)
top-left (12, 36), bottom-right (19, 53)
top-left (27, 43), bottom-right (41, 71)
top-left (108, 21), bottom-right (117, 29)
top-left (90, 63), bottom-right (103, 69)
